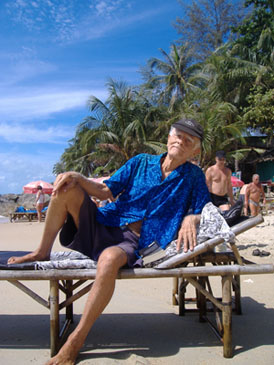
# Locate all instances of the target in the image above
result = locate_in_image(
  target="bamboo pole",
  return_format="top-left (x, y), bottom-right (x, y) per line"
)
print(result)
top-left (187, 278), bottom-right (223, 311)
top-left (59, 282), bottom-right (94, 310)
top-left (172, 277), bottom-right (178, 305)
top-left (156, 215), bottom-right (264, 269)
top-left (50, 280), bottom-right (59, 357)
top-left (229, 242), bottom-right (243, 265)
top-left (8, 280), bottom-right (49, 308)
top-left (1, 263), bottom-right (273, 281)
top-left (222, 276), bottom-right (233, 358)
top-left (65, 280), bottom-right (73, 322)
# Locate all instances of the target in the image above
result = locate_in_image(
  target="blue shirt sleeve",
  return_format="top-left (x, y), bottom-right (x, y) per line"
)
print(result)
top-left (104, 155), bottom-right (141, 198)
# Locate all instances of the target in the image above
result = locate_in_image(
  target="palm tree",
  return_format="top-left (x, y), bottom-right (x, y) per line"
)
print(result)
top-left (198, 48), bottom-right (263, 108)
top-left (142, 44), bottom-right (196, 108)
top-left (76, 79), bottom-right (167, 173)
top-left (55, 129), bottom-right (95, 176)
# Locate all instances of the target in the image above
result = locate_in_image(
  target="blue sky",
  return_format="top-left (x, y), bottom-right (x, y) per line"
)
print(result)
top-left (0, 0), bottom-right (182, 194)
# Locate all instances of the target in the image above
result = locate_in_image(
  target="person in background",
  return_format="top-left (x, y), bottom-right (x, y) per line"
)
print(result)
top-left (245, 174), bottom-right (266, 216)
top-left (238, 184), bottom-right (249, 215)
top-left (8, 117), bottom-right (210, 365)
top-left (205, 150), bottom-right (235, 210)
top-left (35, 185), bottom-right (45, 222)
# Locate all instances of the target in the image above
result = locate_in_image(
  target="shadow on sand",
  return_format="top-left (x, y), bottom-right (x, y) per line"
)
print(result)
top-left (1, 296), bottom-right (273, 362)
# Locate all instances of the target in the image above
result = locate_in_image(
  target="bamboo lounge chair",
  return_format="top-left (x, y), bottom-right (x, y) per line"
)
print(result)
top-left (9, 206), bottom-right (48, 222)
top-left (0, 214), bottom-right (273, 358)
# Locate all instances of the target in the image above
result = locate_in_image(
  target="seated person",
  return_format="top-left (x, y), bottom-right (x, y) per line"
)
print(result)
top-left (8, 117), bottom-right (210, 365)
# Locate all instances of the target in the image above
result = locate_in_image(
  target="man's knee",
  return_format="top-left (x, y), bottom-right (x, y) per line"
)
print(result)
top-left (97, 247), bottom-right (127, 275)
top-left (51, 185), bottom-right (84, 209)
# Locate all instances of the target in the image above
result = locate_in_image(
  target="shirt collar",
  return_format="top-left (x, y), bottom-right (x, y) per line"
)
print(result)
top-left (158, 153), bottom-right (190, 180)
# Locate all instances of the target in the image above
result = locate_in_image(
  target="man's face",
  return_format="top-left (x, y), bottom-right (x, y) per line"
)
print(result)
top-left (167, 128), bottom-right (200, 161)
top-left (216, 157), bottom-right (226, 166)
top-left (253, 175), bottom-right (260, 184)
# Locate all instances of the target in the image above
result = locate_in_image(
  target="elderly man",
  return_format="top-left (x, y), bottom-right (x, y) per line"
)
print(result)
top-left (8, 117), bottom-right (210, 365)
top-left (206, 150), bottom-right (235, 211)
top-left (245, 174), bottom-right (266, 216)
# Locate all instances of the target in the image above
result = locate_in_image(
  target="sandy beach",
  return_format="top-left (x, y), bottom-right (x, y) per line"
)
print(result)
top-left (0, 215), bottom-right (274, 365)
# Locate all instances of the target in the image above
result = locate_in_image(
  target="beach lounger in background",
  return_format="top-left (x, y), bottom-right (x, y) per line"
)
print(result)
top-left (0, 215), bottom-right (273, 359)
top-left (9, 206), bottom-right (48, 222)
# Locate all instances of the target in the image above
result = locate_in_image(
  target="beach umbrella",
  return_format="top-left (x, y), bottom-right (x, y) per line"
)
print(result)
top-left (23, 180), bottom-right (54, 194)
top-left (231, 176), bottom-right (245, 188)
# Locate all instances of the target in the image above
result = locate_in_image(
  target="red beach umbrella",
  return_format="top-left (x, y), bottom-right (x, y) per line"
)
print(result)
top-left (231, 176), bottom-right (245, 188)
top-left (23, 180), bottom-right (54, 194)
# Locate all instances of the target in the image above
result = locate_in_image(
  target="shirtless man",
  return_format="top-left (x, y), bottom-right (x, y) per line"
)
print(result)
top-left (205, 150), bottom-right (235, 210)
top-left (245, 174), bottom-right (266, 216)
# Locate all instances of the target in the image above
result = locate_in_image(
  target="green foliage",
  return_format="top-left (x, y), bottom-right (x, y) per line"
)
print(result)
top-left (231, 0), bottom-right (274, 65)
top-left (141, 44), bottom-right (195, 108)
top-left (242, 86), bottom-right (274, 143)
top-left (174, 0), bottom-right (247, 61)
top-left (53, 0), bottom-right (273, 176)
top-left (55, 79), bottom-right (170, 175)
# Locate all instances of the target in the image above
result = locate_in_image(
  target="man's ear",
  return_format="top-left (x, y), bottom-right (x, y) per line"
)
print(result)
top-left (192, 145), bottom-right (201, 157)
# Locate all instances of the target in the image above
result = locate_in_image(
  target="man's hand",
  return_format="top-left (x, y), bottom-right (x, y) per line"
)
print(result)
top-left (52, 172), bottom-right (81, 196)
top-left (177, 214), bottom-right (200, 252)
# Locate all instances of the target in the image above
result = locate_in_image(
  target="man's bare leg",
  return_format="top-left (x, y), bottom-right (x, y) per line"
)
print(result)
top-left (7, 186), bottom-right (85, 264)
top-left (46, 246), bottom-right (127, 365)
top-left (249, 200), bottom-right (259, 216)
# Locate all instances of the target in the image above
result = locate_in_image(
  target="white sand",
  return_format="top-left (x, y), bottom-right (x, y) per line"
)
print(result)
top-left (0, 216), bottom-right (274, 364)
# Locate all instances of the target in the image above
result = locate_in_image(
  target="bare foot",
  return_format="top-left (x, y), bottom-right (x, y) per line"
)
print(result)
top-left (45, 337), bottom-right (80, 365)
top-left (45, 354), bottom-right (75, 365)
top-left (7, 251), bottom-right (49, 265)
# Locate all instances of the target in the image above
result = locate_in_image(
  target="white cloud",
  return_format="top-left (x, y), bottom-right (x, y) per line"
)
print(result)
top-left (0, 59), bottom-right (57, 87)
top-left (92, 0), bottom-right (126, 17)
top-left (0, 87), bottom-right (106, 122)
top-left (0, 123), bottom-right (73, 144)
top-left (5, 0), bottom-right (166, 43)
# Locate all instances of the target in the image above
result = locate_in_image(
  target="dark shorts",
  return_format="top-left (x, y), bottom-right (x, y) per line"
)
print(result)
top-left (210, 193), bottom-right (229, 207)
top-left (59, 192), bottom-right (141, 267)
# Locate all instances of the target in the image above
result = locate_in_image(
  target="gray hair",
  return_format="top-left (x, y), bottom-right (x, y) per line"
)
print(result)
top-left (169, 126), bottom-right (201, 149)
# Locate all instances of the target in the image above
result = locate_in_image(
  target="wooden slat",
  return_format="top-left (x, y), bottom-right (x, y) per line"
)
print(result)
top-left (59, 282), bottom-right (94, 310)
top-left (8, 280), bottom-right (49, 308)
top-left (187, 278), bottom-right (223, 311)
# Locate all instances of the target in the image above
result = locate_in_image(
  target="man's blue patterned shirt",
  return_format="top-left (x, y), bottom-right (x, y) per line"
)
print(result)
top-left (96, 153), bottom-right (210, 249)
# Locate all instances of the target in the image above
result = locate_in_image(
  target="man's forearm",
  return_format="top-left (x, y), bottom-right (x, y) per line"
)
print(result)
top-left (77, 175), bottom-right (113, 200)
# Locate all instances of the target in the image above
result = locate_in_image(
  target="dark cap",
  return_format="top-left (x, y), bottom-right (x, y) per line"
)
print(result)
top-left (216, 150), bottom-right (226, 159)
top-left (171, 118), bottom-right (203, 140)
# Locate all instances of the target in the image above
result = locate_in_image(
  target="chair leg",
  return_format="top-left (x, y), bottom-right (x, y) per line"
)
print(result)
top-left (198, 277), bottom-right (207, 322)
top-left (172, 277), bottom-right (178, 305)
top-left (65, 280), bottom-right (74, 322)
top-left (178, 278), bottom-right (188, 316)
top-left (233, 275), bottom-right (242, 315)
top-left (50, 280), bottom-right (60, 357)
top-left (222, 275), bottom-right (233, 358)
